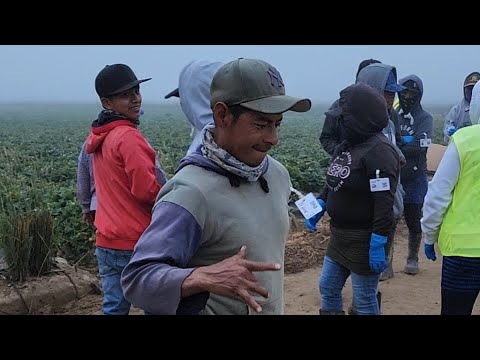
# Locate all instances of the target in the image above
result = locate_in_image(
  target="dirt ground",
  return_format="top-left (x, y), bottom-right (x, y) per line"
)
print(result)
top-left (32, 218), bottom-right (480, 315)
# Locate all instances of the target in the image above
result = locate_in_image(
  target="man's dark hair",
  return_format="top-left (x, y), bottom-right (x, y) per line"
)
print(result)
top-left (228, 104), bottom-right (252, 121)
top-left (356, 59), bottom-right (382, 78)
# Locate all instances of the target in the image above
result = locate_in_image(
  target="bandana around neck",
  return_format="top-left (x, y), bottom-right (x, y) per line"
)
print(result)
top-left (201, 124), bottom-right (268, 182)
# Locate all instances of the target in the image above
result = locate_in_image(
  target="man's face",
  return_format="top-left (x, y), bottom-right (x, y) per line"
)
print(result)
top-left (101, 86), bottom-right (142, 120)
top-left (383, 91), bottom-right (395, 109)
top-left (218, 106), bottom-right (282, 167)
top-left (465, 85), bottom-right (475, 103)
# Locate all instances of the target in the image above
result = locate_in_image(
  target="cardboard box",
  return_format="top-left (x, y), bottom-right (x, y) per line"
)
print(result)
top-left (427, 143), bottom-right (447, 172)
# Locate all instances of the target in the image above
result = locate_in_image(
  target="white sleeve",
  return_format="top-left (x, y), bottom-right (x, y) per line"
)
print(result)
top-left (421, 142), bottom-right (460, 245)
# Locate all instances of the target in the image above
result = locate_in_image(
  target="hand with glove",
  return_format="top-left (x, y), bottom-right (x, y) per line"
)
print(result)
top-left (424, 243), bottom-right (437, 261)
top-left (305, 198), bottom-right (326, 232)
top-left (369, 233), bottom-right (388, 273)
top-left (402, 135), bottom-right (414, 144)
top-left (448, 126), bottom-right (457, 136)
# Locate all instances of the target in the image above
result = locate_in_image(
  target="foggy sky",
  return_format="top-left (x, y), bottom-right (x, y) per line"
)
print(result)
top-left (1, 45), bottom-right (478, 106)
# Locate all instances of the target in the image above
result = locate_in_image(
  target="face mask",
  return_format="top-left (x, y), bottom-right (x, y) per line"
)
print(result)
top-left (399, 89), bottom-right (419, 113)
top-left (465, 86), bottom-right (474, 103)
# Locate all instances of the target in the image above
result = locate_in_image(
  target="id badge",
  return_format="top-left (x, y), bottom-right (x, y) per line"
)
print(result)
top-left (369, 178), bottom-right (391, 192)
top-left (295, 192), bottom-right (323, 219)
top-left (420, 138), bottom-right (431, 147)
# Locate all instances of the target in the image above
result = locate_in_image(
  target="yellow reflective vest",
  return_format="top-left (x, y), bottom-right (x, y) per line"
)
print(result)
top-left (438, 124), bottom-right (480, 257)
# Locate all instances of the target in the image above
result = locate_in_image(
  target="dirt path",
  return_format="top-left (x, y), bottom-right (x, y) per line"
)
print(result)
top-left (285, 221), bottom-right (480, 315)
top-left (36, 220), bottom-right (480, 315)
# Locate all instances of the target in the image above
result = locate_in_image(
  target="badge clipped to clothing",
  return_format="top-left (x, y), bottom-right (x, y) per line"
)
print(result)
top-left (420, 133), bottom-right (431, 148)
top-left (291, 188), bottom-right (322, 219)
top-left (369, 169), bottom-right (390, 192)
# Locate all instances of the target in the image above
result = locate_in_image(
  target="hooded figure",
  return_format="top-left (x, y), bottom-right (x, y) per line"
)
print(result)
top-left (316, 83), bottom-right (400, 315)
top-left (320, 58), bottom-right (381, 156)
top-left (355, 63), bottom-right (407, 282)
top-left (443, 71), bottom-right (480, 144)
top-left (397, 74), bottom-right (433, 275)
top-left (165, 60), bottom-right (224, 154)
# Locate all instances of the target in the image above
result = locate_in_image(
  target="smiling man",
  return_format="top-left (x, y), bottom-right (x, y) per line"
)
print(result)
top-left (86, 64), bottom-right (165, 315)
top-left (121, 58), bottom-right (311, 315)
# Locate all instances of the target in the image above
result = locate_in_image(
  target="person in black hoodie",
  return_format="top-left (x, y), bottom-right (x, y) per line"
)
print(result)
top-left (316, 83), bottom-right (400, 315)
top-left (397, 75), bottom-right (433, 275)
top-left (320, 59), bottom-right (382, 155)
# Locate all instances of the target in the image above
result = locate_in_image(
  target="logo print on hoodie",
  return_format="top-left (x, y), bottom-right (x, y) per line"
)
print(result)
top-left (327, 151), bottom-right (352, 192)
top-left (400, 124), bottom-right (414, 136)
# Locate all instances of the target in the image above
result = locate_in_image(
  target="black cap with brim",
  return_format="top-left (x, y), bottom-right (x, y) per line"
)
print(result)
top-left (325, 107), bottom-right (343, 117)
top-left (239, 95), bottom-right (311, 114)
top-left (164, 88), bottom-right (180, 99)
top-left (108, 78), bottom-right (152, 96)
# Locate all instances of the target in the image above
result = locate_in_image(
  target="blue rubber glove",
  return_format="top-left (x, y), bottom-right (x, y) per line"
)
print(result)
top-left (305, 199), bottom-right (326, 232)
top-left (402, 135), bottom-right (414, 144)
top-left (448, 126), bottom-right (457, 136)
top-left (424, 243), bottom-right (437, 261)
top-left (369, 233), bottom-right (388, 273)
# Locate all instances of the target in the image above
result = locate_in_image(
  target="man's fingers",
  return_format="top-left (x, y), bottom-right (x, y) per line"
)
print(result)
top-left (237, 245), bottom-right (247, 259)
top-left (244, 280), bottom-right (269, 299)
top-left (237, 288), bottom-right (263, 313)
top-left (243, 260), bottom-right (281, 272)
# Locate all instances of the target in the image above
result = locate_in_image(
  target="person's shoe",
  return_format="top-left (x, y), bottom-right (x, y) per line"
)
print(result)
top-left (404, 259), bottom-right (419, 275)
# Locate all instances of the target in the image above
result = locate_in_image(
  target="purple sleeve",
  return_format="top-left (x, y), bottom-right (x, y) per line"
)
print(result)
top-left (76, 143), bottom-right (93, 214)
top-left (121, 201), bottom-right (205, 315)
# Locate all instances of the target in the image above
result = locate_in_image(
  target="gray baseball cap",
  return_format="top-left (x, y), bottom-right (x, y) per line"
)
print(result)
top-left (210, 58), bottom-right (311, 114)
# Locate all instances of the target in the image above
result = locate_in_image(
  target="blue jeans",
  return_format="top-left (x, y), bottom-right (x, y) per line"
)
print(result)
top-left (95, 246), bottom-right (133, 315)
top-left (319, 256), bottom-right (381, 315)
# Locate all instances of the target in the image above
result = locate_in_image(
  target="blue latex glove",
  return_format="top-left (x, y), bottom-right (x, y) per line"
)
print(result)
top-left (305, 199), bottom-right (326, 232)
top-left (448, 126), bottom-right (457, 136)
top-left (424, 243), bottom-right (437, 261)
top-left (402, 135), bottom-right (414, 144)
top-left (369, 233), bottom-right (388, 273)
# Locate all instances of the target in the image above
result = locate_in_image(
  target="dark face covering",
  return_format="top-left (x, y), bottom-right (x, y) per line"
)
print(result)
top-left (465, 85), bottom-right (474, 104)
top-left (399, 89), bottom-right (420, 113)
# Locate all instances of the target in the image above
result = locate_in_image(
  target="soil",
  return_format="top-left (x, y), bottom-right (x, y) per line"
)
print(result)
top-left (13, 217), bottom-right (480, 315)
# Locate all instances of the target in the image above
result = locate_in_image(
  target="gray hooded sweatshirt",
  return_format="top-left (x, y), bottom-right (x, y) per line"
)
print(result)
top-left (443, 73), bottom-right (478, 144)
top-left (356, 63), bottom-right (406, 218)
top-left (397, 74), bottom-right (433, 182)
top-left (178, 60), bottom-right (224, 154)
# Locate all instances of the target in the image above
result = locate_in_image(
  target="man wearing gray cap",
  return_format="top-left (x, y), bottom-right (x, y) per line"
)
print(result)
top-left (121, 58), bottom-right (311, 315)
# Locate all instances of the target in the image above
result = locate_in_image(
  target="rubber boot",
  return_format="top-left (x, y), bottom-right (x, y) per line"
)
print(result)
top-left (319, 309), bottom-right (345, 315)
top-left (379, 242), bottom-right (394, 281)
top-left (404, 232), bottom-right (422, 275)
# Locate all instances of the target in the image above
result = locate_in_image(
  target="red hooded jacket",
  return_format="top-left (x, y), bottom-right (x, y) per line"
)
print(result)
top-left (86, 120), bottom-right (161, 250)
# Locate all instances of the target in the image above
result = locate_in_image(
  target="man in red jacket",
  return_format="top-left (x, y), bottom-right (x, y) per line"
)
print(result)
top-left (86, 64), bottom-right (163, 315)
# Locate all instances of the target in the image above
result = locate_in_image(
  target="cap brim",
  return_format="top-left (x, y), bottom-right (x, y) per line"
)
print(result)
top-left (325, 107), bottom-right (343, 117)
top-left (465, 82), bottom-right (477, 87)
top-left (385, 83), bottom-right (407, 93)
top-left (108, 78), bottom-right (152, 96)
top-left (164, 88), bottom-right (180, 99)
top-left (239, 95), bottom-right (311, 114)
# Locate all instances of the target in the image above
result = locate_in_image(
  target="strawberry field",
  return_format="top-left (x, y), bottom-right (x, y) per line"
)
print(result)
top-left (0, 103), bottom-right (449, 270)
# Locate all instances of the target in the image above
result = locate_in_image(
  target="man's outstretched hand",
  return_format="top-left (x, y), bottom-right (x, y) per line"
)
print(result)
top-left (182, 246), bottom-right (281, 313)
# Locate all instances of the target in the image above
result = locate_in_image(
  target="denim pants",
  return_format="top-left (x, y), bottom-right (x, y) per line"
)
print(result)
top-left (95, 246), bottom-right (133, 315)
top-left (319, 256), bottom-right (381, 315)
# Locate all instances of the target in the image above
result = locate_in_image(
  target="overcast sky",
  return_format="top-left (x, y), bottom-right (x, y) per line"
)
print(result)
top-left (1, 45), bottom-right (478, 106)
